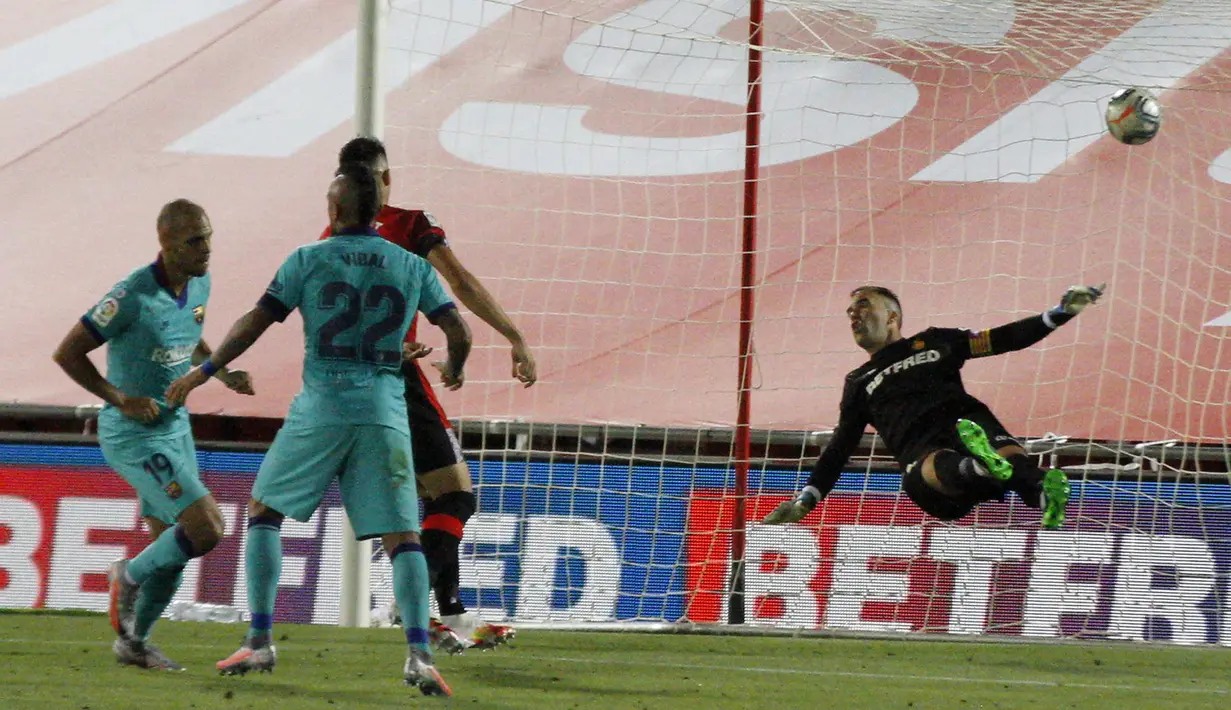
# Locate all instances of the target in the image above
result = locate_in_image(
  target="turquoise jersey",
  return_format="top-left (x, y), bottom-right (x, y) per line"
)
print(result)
top-left (259, 227), bottom-right (455, 428)
top-left (82, 261), bottom-right (210, 442)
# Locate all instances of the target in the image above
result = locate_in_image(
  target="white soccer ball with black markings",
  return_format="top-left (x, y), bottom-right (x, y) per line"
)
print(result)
top-left (1105, 87), bottom-right (1162, 145)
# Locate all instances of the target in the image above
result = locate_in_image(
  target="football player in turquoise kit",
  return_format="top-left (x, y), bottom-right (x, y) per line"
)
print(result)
top-left (166, 163), bottom-right (472, 696)
top-left (52, 199), bottom-right (255, 670)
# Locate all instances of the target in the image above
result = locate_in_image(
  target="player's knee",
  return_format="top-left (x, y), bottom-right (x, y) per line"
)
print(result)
top-left (193, 514), bottom-right (225, 555)
top-left (423, 490), bottom-right (476, 539)
top-left (180, 496), bottom-right (225, 555)
top-left (247, 498), bottom-right (284, 521)
top-left (382, 531), bottom-right (422, 557)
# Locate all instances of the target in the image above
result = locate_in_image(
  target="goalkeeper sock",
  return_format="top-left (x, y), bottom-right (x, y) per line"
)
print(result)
top-left (131, 566), bottom-right (184, 641)
top-left (390, 542), bottom-right (432, 654)
top-left (127, 525), bottom-right (195, 585)
top-left (245, 515), bottom-right (283, 648)
top-left (1006, 454), bottom-right (1045, 509)
top-left (932, 450), bottom-right (1001, 494)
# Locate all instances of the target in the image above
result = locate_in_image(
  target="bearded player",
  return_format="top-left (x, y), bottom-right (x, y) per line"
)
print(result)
top-left (323, 137), bottom-right (534, 651)
top-left (764, 284), bottom-right (1105, 528)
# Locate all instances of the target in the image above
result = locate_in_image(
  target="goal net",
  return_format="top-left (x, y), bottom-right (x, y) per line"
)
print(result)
top-left (378, 0), bottom-right (1231, 643)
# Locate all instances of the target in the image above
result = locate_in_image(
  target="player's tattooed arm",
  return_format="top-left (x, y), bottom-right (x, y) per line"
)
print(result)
top-left (430, 307), bottom-right (472, 391)
top-left (193, 339), bottom-right (255, 395)
top-left (52, 322), bottom-right (158, 422)
top-left (166, 307), bottom-right (275, 405)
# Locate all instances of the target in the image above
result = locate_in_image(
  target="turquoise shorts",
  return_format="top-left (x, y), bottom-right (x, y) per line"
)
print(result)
top-left (253, 424), bottom-right (420, 540)
top-left (100, 432), bottom-right (208, 524)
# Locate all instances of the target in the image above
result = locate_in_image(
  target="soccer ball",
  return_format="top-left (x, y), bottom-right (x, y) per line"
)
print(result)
top-left (1104, 87), bottom-right (1162, 145)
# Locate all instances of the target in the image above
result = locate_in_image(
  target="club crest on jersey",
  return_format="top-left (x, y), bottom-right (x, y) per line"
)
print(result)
top-left (193, 305), bottom-right (206, 324)
top-left (91, 297), bottom-right (120, 328)
top-left (164, 481), bottom-right (183, 500)
top-left (912, 339), bottom-right (925, 350)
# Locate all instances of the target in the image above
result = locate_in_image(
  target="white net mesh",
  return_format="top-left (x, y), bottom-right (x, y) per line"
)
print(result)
top-left (374, 0), bottom-right (1231, 644)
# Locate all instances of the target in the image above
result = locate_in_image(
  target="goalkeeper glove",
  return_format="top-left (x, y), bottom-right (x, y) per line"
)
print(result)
top-left (1057, 282), bottom-right (1106, 316)
top-left (761, 487), bottom-right (820, 525)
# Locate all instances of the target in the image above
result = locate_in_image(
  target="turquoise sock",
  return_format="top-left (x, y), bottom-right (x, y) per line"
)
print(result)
top-left (132, 567), bottom-right (184, 640)
top-left (246, 518), bottom-right (282, 646)
top-left (390, 542), bottom-right (431, 654)
top-left (127, 525), bottom-right (193, 585)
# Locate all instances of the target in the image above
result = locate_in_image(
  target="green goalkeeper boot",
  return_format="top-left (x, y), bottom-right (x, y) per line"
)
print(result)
top-left (1040, 469), bottom-right (1071, 530)
top-left (955, 419), bottom-right (1013, 482)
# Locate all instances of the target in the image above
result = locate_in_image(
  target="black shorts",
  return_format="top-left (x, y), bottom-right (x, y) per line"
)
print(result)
top-left (402, 362), bottom-right (464, 476)
top-left (897, 405), bottom-right (1020, 521)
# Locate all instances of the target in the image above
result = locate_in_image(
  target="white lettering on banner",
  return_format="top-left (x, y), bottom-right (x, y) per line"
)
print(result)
top-left (913, 0), bottom-right (1231, 183)
top-left (515, 516), bottom-right (619, 621)
top-left (233, 510), bottom-right (321, 616)
top-left (929, 528), bottom-right (1027, 635)
top-left (459, 513), bottom-right (519, 623)
top-left (1224, 584), bottom-right (1231, 648)
top-left (170, 503), bottom-right (239, 606)
top-left (46, 498), bottom-right (139, 611)
top-left (745, 524), bottom-right (820, 627)
top-left (1108, 534), bottom-right (1216, 645)
top-left (0, 0), bottom-right (250, 101)
top-left (169, 0), bottom-right (527, 157)
top-left (1203, 308), bottom-right (1231, 327)
top-left (311, 507), bottom-right (347, 625)
top-left (1022, 532), bottom-right (1114, 638)
top-left (0, 496), bottom-right (42, 608)
top-left (440, 0), bottom-right (933, 177)
top-left (1210, 149), bottom-right (1231, 187)
top-left (826, 525), bottom-right (922, 633)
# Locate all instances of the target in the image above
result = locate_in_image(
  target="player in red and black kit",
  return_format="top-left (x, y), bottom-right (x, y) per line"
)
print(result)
top-left (764, 284), bottom-right (1105, 529)
top-left (323, 137), bottom-right (536, 651)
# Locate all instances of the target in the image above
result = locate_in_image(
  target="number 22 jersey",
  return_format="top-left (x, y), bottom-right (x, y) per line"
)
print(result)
top-left (259, 227), bottom-right (456, 428)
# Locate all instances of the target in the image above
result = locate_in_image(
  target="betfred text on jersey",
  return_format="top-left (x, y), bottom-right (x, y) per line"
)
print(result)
top-left (865, 350), bottom-right (942, 395)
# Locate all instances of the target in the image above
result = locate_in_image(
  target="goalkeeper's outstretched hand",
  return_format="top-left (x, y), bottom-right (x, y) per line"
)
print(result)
top-left (762, 496), bottom-right (817, 525)
top-left (1059, 282), bottom-right (1107, 316)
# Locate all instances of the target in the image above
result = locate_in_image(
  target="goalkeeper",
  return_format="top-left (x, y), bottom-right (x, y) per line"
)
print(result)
top-left (764, 284), bottom-right (1105, 529)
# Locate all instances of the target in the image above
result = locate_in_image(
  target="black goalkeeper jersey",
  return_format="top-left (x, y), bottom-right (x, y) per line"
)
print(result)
top-left (805, 313), bottom-right (1071, 497)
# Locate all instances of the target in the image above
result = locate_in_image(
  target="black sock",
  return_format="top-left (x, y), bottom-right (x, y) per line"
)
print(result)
top-left (1007, 454), bottom-right (1044, 509)
top-left (421, 491), bottom-right (475, 618)
top-left (932, 449), bottom-right (997, 493)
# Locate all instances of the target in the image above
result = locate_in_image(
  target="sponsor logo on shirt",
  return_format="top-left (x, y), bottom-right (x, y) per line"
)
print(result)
top-left (150, 344), bottom-right (196, 366)
top-left (865, 349), bottom-right (942, 395)
top-left (193, 305), bottom-right (206, 324)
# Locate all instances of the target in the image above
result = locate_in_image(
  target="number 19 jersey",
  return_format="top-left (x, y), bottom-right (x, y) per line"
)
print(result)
top-left (258, 228), bottom-right (456, 428)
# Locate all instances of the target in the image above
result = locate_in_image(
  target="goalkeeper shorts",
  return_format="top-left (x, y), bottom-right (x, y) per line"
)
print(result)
top-left (899, 405), bottom-right (1019, 520)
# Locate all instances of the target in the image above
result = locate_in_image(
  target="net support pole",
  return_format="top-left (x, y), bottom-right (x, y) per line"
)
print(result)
top-left (728, 0), bottom-right (764, 626)
top-left (338, 0), bottom-right (386, 629)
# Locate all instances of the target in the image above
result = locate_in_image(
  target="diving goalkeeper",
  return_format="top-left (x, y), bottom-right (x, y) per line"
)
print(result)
top-left (764, 284), bottom-right (1105, 529)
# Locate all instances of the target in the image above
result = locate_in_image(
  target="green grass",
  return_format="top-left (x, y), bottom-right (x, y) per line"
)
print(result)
top-left (1, 612), bottom-right (1228, 709)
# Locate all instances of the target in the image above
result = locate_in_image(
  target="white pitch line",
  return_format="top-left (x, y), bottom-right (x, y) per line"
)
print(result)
top-left (530, 655), bottom-right (1231, 696)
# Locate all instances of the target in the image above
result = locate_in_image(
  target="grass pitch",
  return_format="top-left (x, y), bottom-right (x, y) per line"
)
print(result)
top-left (1, 611), bottom-right (1227, 709)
